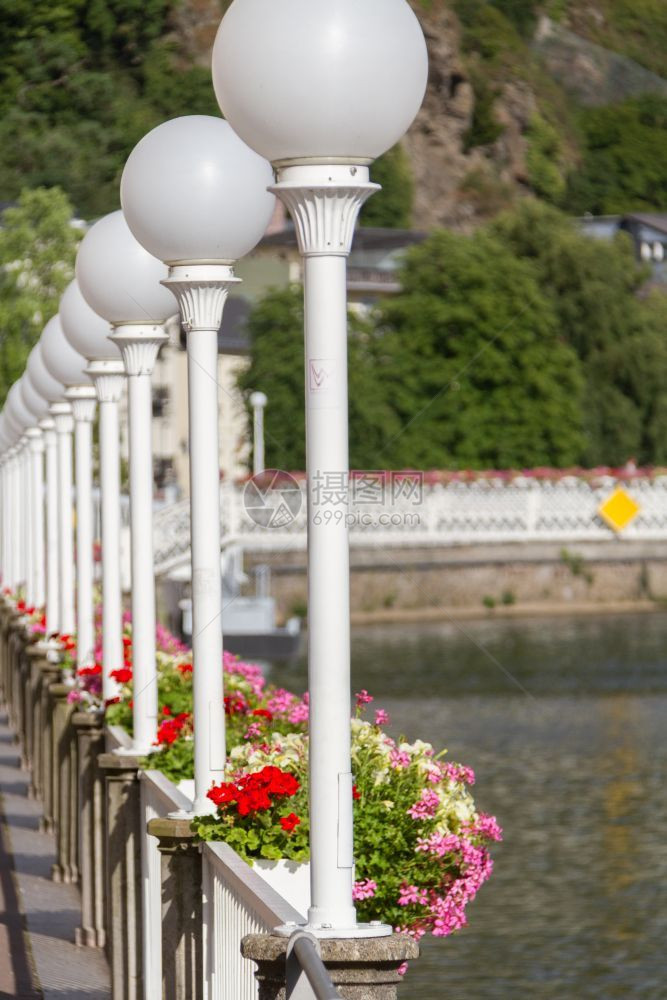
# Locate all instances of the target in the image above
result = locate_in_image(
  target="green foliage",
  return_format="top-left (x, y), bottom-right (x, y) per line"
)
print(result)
top-left (374, 227), bottom-right (585, 469)
top-left (0, 187), bottom-right (79, 405)
top-left (361, 145), bottom-right (414, 229)
top-left (525, 113), bottom-right (566, 202)
top-left (560, 548), bottom-right (594, 584)
top-left (453, 1), bottom-right (530, 55)
top-left (566, 95), bottom-right (667, 215)
top-left (463, 75), bottom-right (503, 150)
top-left (238, 286), bottom-right (401, 472)
top-left (0, 0), bottom-right (218, 216)
top-left (490, 200), bottom-right (667, 465)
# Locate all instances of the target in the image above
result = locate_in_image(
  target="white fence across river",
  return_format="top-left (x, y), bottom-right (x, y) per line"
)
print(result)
top-left (152, 478), bottom-right (667, 577)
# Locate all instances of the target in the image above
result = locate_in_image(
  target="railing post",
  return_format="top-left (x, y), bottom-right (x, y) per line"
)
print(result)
top-left (147, 817), bottom-right (204, 1000)
top-left (99, 752), bottom-right (144, 1000)
top-left (40, 658), bottom-right (64, 832)
top-left (50, 683), bottom-right (77, 883)
top-left (73, 710), bottom-right (107, 948)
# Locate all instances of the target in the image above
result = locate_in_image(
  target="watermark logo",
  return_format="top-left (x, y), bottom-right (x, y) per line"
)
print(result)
top-left (243, 470), bottom-right (423, 530)
top-left (243, 469), bottom-right (303, 528)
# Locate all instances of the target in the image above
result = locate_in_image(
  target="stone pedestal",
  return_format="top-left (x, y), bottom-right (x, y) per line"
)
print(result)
top-left (27, 646), bottom-right (49, 798)
top-left (50, 683), bottom-right (78, 883)
top-left (100, 751), bottom-right (143, 1000)
top-left (74, 711), bottom-right (107, 948)
top-left (147, 817), bottom-right (203, 1000)
top-left (39, 661), bottom-right (63, 832)
top-left (241, 932), bottom-right (419, 1000)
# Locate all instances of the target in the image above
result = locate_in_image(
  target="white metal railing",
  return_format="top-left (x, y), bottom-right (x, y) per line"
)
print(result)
top-left (202, 842), bottom-right (305, 1000)
top-left (139, 770), bottom-right (193, 1000)
top-left (153, 477), bottom-right (667, 576)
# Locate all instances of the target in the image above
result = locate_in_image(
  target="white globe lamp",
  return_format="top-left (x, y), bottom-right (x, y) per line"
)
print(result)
top-left (211, 0), bottom-right (428, 936)
top-left (26, 346), bottom-right (61, 636)
top-left (120, 114), bottom-right (275, 809)
top-left (76, 210), bottom-right (174, 752)
top-left (211, 0), bottom-right (427, 166)
top-left (60, 278), bottom-right (124, 694)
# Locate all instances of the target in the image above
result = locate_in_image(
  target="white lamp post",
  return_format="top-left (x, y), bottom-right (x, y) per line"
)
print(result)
top-left (0, 415), bottom-right (20, 592)
top-left (41, 316), bottom-right (97, 665)
top-left (0, 417), bottom-right (12, 590)
top-left (249, 391), bottom-right (267, 476)
top-left (32, 322), bottom-right (77, 635)
top-left (26, 345), bottom-right (65, 636)
top-left (60, 278), bottom-right (124, 700)
top-left (6, 383), bottom-right (36, 602)
top-left (120, 114), bottom-right (275, 811)
top-left (77, 210), bottom-right (175, 754)
top-left (212, 0), bottom-right (428, 933)
top-left (20, 376), bottom-right (51, 611)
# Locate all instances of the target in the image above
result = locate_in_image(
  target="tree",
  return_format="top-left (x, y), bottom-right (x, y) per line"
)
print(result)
top-left (490, 200), bottom-right (666, 465)
top-left (373, 227), bottom-right (585, 468)
top-left (0, 187), bottom-right (79, 405)
top-left (361, 144), bottom-right (415, 229)
top-left (566, 95), bottom-right (667, 216)
top-left (237, 286), bottom-right (401, 472)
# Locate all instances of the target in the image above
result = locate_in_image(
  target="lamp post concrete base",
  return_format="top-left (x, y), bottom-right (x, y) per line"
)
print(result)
top-left (99, 751), bottom-right (143, 998)
top-left (73, 711), bottom-right (106, 948)
top-left (147, 816), bottom-right (203, 1000)
top-left (241, 932), bottom-right (419, 1000)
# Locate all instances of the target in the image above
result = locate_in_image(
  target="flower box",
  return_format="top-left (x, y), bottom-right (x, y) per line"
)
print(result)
top-left (253, 858), bottom-right (310, 916)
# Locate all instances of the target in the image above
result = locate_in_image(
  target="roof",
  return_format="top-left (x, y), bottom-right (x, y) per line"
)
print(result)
top-left (622, 213), bottom-right (667, 236)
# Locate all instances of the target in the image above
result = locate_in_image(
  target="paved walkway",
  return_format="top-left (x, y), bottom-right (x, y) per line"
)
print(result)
top-left (0, 708), bottom-right (110, 998)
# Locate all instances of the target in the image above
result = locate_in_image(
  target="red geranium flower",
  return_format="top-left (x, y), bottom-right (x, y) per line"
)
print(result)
top-left (252, 708), bottom-right (273, 721)
top-left (280, 813), bottom-right (301, 833)
top-left (110, 667), bottom-right (133, 684)
top-left (77, 663), bottom-right (102, 677)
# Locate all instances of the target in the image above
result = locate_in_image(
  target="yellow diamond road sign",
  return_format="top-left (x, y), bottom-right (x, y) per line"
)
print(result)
top-left (598, 487), bottom-right (640, 533)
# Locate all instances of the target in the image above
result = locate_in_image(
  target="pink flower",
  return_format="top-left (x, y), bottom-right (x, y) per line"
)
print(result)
top-left (355, 689), bottom-right (373, 707)
top-left (352, 879), bottom-right (377, 901)
top-left (390, 749), bottom-right (411, 769)
top-left (407, 789), bottom-right (440, 820)
top-left (287, 693), bottom-right (309, 724)
top-left (374, 709), bottom-right (389, 725)
top-left (443, 762), bottom-right (475, 785)
top-left (398, 884), bottom-right (428, 906)
top-left (465, 813), bottom-right (503, 842)
top-left (243, 722), bottom-right (263, 740)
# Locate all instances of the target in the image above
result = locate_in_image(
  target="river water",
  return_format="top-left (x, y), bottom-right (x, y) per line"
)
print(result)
top-left (276, 612), bottom-right (667, 999)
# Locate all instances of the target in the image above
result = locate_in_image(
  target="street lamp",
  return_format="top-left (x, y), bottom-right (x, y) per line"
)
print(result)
top-left (60, 278), bottom-right (123, 700)
top-left (120, 114), bottom-right (275, 812)
top-left (6, 382), bottom-right (37, 604)
top-left (0, 415), bottom-right (15, 591)
top-left (27, 344), bottom-right (66, 636)
top-left (41, 314), bottom-right (96, 666)
top-left (76, 210), bottom-right (175, 754)
top-left (212, 0), bottom-right (427, 933)
top-left (249, 391), bottom-right (267, 476)
top-left (20, 375), bottom-right (50, 612)
top-left (0, 414), bottom-right (23, 594)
